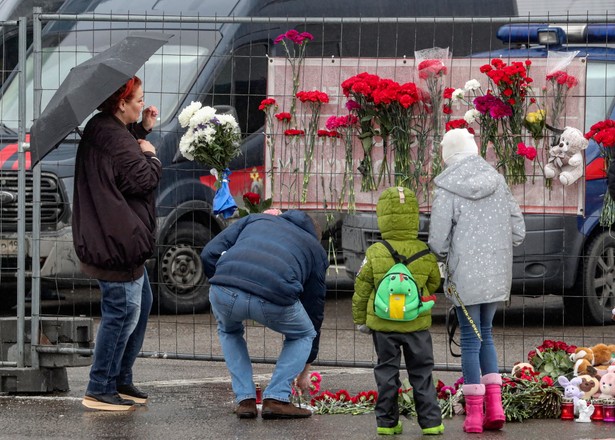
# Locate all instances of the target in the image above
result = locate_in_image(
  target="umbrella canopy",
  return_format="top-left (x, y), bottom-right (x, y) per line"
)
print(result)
top-left (30, 31), bottom-right (172, 166)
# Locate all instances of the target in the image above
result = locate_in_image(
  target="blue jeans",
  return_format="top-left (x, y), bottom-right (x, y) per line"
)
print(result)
top-left (209, 284), bottom-right (316, 404)
top-left (456, 302), bottom-right (499, 385)
top-left (87, 271), bottom-right (153, 395)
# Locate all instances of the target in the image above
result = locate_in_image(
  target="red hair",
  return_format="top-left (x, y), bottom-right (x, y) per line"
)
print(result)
top-left (98, 75), bottom-right (142, 114)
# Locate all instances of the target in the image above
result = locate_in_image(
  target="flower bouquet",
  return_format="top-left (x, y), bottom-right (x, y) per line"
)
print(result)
top-left (527, 339), bottom-right (577, 381)
top-left (415, 47), bottom-right (450, 177)
top-left (296, 90), bottom-right (329, 202)
top-left (178, 101), bottom-right (242, 170)
top-left (341, 72), bottom-right (379, 192)
top-left (178, 101), bottom-right (242, 218)
top-left (501, 372), bottom-right (561, 421)
top-left (274, 29), bottom-right (314, 116)
top-left (585, 119), bottom-right (615, 225)
top-left (464, 59), bottom-right (534, 185)
top-left (544, 51), bottom-right (580, 128)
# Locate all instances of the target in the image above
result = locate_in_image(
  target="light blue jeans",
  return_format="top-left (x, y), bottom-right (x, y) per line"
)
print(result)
top-left (87, 271), bottom-right (152, 395)
top-left (456, 302), bottom-right (499, 385)
top-left (209, 284), bottom-right (316, 404)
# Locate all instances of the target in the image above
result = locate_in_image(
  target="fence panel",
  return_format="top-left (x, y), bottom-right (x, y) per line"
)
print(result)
top-left (0, 9), bottom-right (614, 376)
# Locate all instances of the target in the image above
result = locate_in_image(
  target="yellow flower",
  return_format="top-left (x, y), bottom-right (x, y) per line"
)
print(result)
top-left (525, 109), bottom-right (545, 124)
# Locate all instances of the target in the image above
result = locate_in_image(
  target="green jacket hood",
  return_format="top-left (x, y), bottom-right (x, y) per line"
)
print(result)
top-left (376, 186), bottom-right (420, 241)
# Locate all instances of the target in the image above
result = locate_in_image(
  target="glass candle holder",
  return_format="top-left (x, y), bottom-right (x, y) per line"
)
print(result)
top-left (561, 398), bottom-right (574, 421)
top-left (591, 399), bottom-right (604, 421)
top-left (604, 400), bottom-right (615, 422)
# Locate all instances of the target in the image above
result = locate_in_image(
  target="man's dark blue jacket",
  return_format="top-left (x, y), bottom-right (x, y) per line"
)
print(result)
top-left (201, 210), bottom-right (329, 363)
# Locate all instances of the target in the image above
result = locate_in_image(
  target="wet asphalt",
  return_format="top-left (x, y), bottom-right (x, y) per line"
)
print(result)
top-left (2, 274), bottom-right (615, 439)
top-left (1, 359), bottom-right (615, 439)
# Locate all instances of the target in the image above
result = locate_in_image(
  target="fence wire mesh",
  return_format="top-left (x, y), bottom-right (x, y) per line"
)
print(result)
top-left (0, 9), bottom-right (614, 375)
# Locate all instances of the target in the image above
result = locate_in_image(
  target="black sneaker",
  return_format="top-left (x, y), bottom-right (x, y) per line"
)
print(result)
top-left (82, 393), bottom-right (135, 411)
top-left (117, 384), bottom-right (148, 404)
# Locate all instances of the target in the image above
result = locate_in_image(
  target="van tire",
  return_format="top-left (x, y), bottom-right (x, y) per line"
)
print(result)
top-left (156, 222), bottom-right (211, 314)
top-left (564, 231), bottom-right (615, 325)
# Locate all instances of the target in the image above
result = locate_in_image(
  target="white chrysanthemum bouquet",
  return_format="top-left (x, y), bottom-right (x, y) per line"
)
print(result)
top-left (178, 101), bottom-right (242, 175)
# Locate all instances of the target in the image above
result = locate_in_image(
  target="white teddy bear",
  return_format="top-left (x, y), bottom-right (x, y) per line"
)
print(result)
top-left (543, 126), bottom-right (589, 185)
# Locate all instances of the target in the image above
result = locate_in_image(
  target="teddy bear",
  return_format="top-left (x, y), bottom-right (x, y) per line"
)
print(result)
top-left (543, 126), bottom-right (589, 185)
top-left (570, 343), bottom-right (615, 377)
top-left (558, 375), bottom-right (584, 406)
top-left (577, 374), bottom-right (601, 400)
top-left (599, 366), bottom-right (615, 400)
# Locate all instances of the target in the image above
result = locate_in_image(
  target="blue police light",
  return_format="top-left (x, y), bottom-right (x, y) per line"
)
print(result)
top-left (497, 23), bottom-right (615, 46)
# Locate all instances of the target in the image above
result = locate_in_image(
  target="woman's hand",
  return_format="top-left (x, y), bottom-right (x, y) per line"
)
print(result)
top-left (138, 139), bottom-right (156, 155)
top-left (141, 105), bottom-right (159, 131)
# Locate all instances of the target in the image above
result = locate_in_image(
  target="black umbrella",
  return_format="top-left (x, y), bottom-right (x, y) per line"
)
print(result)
top-left (30, 31), bottom-right (172, 166)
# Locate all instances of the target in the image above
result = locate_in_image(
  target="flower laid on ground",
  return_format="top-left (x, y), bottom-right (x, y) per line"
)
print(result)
top-left (585, 119), bottom-right (615, 225)
top-left (527, 339), bottom-right (577, 381)
top-left (237, 192), bottom-right (273, 217)
top-left (274, 29), bottom-right (314, 116)
top-left (501, 372), bottom-right (560, 421)
top-left (178, 101), bottom-right (241, 176)
top-left (435, 378), bottom-right (461, 418)
top-left (296, 90), bottom-right (329, 202)
top-left (416, 47), bottom-right (451, 177)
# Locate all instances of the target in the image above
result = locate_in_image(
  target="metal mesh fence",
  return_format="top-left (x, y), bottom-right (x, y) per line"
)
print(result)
top-left (1, 7), bottom-right (615, 374)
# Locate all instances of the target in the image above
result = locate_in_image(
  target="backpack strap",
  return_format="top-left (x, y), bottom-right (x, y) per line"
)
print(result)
top-left (381, 241), bottom-right (432, 266)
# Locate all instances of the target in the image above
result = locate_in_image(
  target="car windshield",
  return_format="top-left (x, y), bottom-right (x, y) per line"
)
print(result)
top-left (0, 29), bottom-right (215, 131)
top-left (585, 61), bottom-right (615, 128)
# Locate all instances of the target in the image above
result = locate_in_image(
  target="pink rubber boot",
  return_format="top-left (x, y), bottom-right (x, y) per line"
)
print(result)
top-left (482, 373), bottom-right (505, 430)
top-left (462, 384), bottom-right (485, 433)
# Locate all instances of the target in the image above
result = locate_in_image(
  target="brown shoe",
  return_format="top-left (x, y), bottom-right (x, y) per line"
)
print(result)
top-left (235, 398), bottom-right (257, 419)
top-left (261, 399), bottom-right (312, 419)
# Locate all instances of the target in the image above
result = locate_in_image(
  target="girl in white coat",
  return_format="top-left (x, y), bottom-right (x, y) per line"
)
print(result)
top-left (428, 129), bottom-right (526, 433)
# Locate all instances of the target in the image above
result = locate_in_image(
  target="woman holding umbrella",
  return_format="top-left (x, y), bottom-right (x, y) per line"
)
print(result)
top-left (72, 75), bottom-right (162, 411)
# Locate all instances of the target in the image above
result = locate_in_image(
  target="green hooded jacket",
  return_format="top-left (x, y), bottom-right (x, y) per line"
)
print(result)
top-left (352, 187), bottom-right (441, 332)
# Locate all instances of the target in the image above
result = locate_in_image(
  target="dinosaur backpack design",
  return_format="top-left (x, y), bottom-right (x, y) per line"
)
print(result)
top-left (374, 241), bottom-right (435, 321)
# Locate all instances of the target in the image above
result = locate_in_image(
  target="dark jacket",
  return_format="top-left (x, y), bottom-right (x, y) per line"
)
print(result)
top-left (353, 186), bottom-right (442, 332)
top-left (72, 112), bottom-right (162, 281)
top-left (201, 210), bottom-right (329, 363)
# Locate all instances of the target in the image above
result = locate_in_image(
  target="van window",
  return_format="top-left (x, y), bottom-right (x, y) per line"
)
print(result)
top-left (0, 30), bottom-right (217, 130)
top-left (204, 42), bottom-right (268, 136)
top-left (585, 62), bottom-right (615, 128)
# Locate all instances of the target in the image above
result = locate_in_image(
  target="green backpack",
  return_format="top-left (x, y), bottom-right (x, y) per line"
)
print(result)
top-left (374, 241), bottom-right (435, 321)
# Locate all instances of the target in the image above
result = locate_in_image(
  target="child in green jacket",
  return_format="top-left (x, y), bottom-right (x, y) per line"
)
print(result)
top-left (352, 186), bottom-right (443, 436)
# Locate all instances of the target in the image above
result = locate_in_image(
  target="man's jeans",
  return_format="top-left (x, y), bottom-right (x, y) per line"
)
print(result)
top-left (456, 302), bottom-right (499, 384)
top-left (87, 271), bottom-right (153, 395)
top-left (209, 284), bottom-right (316, 403)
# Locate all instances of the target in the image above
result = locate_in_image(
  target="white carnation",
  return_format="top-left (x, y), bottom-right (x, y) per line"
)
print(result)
top-left (451, 88), bottom-right (465, 102)
top-left (216, 114), bottom-right (239, 129)
top-left (190, 106), bottom-right (217, 128)
top-left (179, 134), bottom-right (194, 160)
top-left (178, 101), bottom-right (202, 128)
top-left (464, 79), bottom-right (481, 91)
top-left (464, 109), bottom-right (480, 124)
